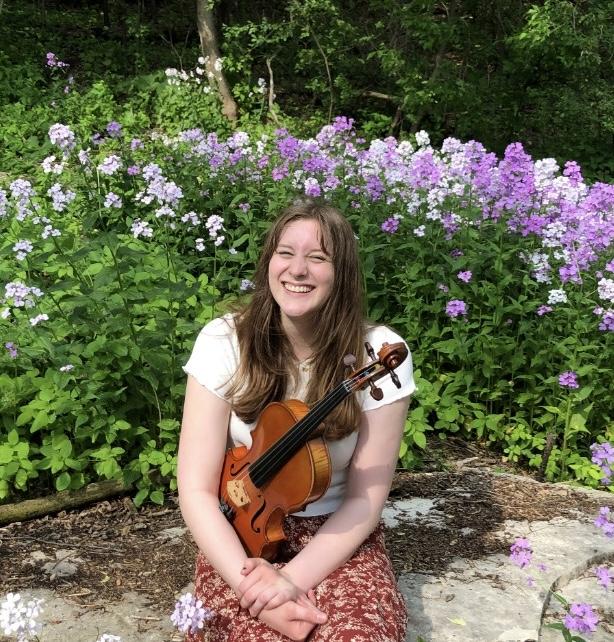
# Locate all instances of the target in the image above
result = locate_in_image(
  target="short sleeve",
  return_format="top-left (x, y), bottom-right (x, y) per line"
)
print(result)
top-left (182, 315), bottom-right (239, 400)
top-left (359, 325), bottom-right (416, 412)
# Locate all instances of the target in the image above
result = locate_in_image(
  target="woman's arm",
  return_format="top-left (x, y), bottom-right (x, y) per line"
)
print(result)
top-left (263, 396), bottom-right (410, 593)
top-left (177, 374), bottom-right (249, 593)
top-left (178, 375), bottom-right (327, 637)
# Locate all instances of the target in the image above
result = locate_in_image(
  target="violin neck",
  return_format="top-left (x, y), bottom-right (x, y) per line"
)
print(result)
top-left (249, 381), bottom-right (351, 488)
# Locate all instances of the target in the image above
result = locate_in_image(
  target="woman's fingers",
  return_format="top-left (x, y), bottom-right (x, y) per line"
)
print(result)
top-left (295, 594), bottom-right (327, 624)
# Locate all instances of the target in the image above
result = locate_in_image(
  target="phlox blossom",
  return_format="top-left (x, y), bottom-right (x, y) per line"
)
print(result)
top-left (381, 217), bottom-right (400, 234)
top-left (240, 279), bottom-right (255, 291)
top-left (547, 289), bottom-right (567, 305)
top-left (98, 155), bottom-right (122, 176)
top-left (30, 313), bottom-right (49, 326)
top-left (131, 219), bottom-right (153, 239)
top-left (104, 193), bottom-right (122, 209)
top-left (558, 371), bottom-right (579, 389)
top-left (0, 592), bottom-right (44, 641)
top-left (445, 299), bottom-right (467, 318)
top-left (5, 342), bottom-right (18, 359)
top-left (59, 364), bottom-right (74, 372)
top-left (595, 506), bottom-right (614, 538)
top-left (509, 537), bottom-right (532, 568)
top-left (597, 278), bottom-right (614, 303)
top-left (536, 305), bottom-right (553, 316)
top-left (457, 271), bottom-right (472, 283)
top-left (595, 565), bottom-right (613, 590)
top-left (170, 592), bottom-right (213, 634)
top-left (563, 602), bottom-right (599, 635)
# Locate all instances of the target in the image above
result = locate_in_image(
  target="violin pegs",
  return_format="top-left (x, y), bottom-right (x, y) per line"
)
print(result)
top-left (368, 380), bottom-right (384, 401)
top-left (389, 369), bottom-right (401, 389)
top-left (364, 341), bottom-right (376, 361)
top-left (343, 353), bottom-right (357, 368)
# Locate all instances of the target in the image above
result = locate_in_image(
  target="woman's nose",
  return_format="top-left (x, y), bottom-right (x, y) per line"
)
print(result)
top-left (289, 255), bottom-right (308, 276)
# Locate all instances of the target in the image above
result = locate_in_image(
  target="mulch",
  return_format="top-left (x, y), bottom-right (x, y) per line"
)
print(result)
top-left (1, 438), bottom-right (613, 615)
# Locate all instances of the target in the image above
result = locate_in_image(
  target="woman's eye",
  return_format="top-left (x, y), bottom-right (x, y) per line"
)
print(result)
top-left (277, 250), bottom-right (293, 256)
top-left (310, 255), bottom-right (327, 262)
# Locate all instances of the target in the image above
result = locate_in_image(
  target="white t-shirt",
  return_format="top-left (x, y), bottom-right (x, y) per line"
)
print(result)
top-left (183, 313), bottom-right (416, 516)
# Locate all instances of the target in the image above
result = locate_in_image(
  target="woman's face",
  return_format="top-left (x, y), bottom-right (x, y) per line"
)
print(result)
top-left (268, 219), bottom-right (334, 329)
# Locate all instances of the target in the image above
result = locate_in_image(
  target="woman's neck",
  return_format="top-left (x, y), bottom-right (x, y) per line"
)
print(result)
top-left (281, 315), bottom-right (316, 361)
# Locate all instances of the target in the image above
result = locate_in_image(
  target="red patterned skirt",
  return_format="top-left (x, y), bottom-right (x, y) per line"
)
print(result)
top-left (186, 515), bottom-right (407, 642)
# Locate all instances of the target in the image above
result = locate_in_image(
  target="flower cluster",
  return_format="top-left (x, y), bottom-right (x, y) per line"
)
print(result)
top-left (1, 282), bottom-right (44, 318)
top-left (594, 506), bottom-right (614, 538)
top-left (509, 537), bottom-right (532, 568)
top-left (48, 123), bottom-right (75, 153)
top-left (445, 299), bottom-right (467, 319)
top-left (0, 593), bottom-right (44, 641)
top-left (563, 602), bottom-right (600, 635)
top-left (205, 214), bottom-right (225, 247)
top-left (558, 371), bottom-right (579, 389)
top-left (591, 442), bottom-right (614, 485)
top-left (170, 592), bottom-right (213, 634)
top-left (46, 52), bottom-right (68, 69)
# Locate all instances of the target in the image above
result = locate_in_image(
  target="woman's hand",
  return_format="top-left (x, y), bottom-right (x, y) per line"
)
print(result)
top-left (258, 591), bottom-right (327, 641)
top-left (237, 557), bottom-right (302, 616)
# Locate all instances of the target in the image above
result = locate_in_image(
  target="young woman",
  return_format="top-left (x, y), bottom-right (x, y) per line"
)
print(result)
top-left (178, 199), bottom-right (415, 641)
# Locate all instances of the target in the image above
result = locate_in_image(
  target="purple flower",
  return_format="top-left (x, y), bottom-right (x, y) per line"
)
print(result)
top-left (103, 192), bottom-right (122, 209)
top-left (457, 271), bottom-right (472, 283)
top-left (437, 283), bottom-right (449, 293)
top-left (595, 565), bottom-right (613, 590)
top-left (48, 123), bottom-right (75, 152)
top-left (537, 305), bottom-right (553, 316)
top-left (5, 342), bottom-right (18, 359)
top-left (381, 217), bottom-right (400, 234)
top-left (238, 202), bottom-right (250, 212)
top-left (170, 592), bottom-right (213, 634)
top-left (599, 310), bottom-right (614, 332)
top-left (127, 165), bottom-right (140, 176)
top-left (304, 177), bottom-right (321, 198)
top-left (106, 121), bottom-right (122, 138)
top-left (46, 52), bottom-right (68, 68)
top-left (558, 371), bottom-right (579, 389)
top-left (591, 442), bottom-right (614, 485)
top-left (240, 279), bottom-right (254, 291)
top-left (563, 602), bottom-right (599, 635)
top-left (131, 218), bottom-right (153, 239)
top-left (98, 155), bottom-right (122, 176)
top-left (595, 506), bottom-right (614, 538)
top-left (509, 537), bottom-right (532, 569)
top-left (606, 260), bottom-right (614, 273)
top-left (450, 249), bottom-right (464, 258)
top-left (271, 165), bottom-right (288, 181)
top-left (130, 138), bottom-right (143, 151)
top-left (445, 299), bottom-right (467, 318)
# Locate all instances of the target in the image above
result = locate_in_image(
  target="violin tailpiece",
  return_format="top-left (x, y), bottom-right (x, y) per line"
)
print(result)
top-left (227, 479), bottom-right (250, 507)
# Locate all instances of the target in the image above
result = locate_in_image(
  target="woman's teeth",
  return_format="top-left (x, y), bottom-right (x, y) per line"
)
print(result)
top-left (284, 283), bottom-right (313, 293)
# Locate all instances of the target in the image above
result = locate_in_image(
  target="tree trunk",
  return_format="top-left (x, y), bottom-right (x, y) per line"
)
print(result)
top-left (195, 0), bottom-right (238, 123)
top-left (0, 479), bottom-right (131, 526)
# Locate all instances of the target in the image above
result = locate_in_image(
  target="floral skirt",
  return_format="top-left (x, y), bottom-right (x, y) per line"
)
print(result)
top-left (185, 515), bottom-right (407, 642)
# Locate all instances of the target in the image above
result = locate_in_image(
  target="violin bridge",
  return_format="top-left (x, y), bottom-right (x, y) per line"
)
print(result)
top-left (226, 480), bottom-right (250, 507)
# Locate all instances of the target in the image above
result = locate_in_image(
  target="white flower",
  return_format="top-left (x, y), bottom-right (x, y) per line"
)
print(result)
top-left (213, 58), bottom-right (223, 72)
top-left (59, 364), bottom-right (74, 372)
top-left (415, 130), bottom-right (430, 147)
top-left (547, 289), bottom-right (568, 305)
top-left (597, 278), bottom-right (614, 302)
top-left (413, 225), bottom-right (426, 237)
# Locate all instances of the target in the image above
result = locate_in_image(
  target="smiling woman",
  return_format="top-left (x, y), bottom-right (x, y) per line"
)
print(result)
top-left (177, 198), bottom-right (415, 641)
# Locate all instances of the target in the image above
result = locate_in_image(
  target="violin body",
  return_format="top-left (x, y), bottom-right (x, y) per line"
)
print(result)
top-left (219, 399), bottom-right (331, 561)
top-left (218, 340), bottom-right (408, 562)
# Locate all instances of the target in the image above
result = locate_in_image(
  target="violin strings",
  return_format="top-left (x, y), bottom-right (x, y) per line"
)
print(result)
top-left (221, 364), bottom-right (381, 501)
top-left (247, 367), bottom-right (378, 487)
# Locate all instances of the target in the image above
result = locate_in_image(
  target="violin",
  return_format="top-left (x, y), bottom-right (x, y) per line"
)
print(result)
top-left (218, 341), bottom-right (408, 561)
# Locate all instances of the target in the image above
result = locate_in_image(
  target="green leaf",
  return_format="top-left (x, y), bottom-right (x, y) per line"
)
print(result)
top-left (7, 430), bottom-right (19, 446)
top-left (413, 431), bottom-right (427, 449)
top-left (134, 488), bottom-right (149, 507)
top-left (150, 490), bottom-right (165, 505)
top-left (0, 445), bottom-right (14, 465)
top-left (56, 472), bottom-right (71, 491)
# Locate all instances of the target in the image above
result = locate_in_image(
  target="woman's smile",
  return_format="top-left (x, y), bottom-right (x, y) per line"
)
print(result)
top-left (268, 219), bottom-right (334, 328)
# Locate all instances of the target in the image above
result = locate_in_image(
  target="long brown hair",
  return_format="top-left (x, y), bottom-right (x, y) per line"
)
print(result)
top-left (227, 199), bottom-right (366, 440)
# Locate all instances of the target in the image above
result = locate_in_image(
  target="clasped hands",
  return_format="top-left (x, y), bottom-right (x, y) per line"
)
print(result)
top-left (237, 558), bottom-right (327, 640)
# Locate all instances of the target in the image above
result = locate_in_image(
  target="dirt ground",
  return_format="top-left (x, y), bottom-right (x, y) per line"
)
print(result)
top-left (1, 437), bottom-right (613, 638)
